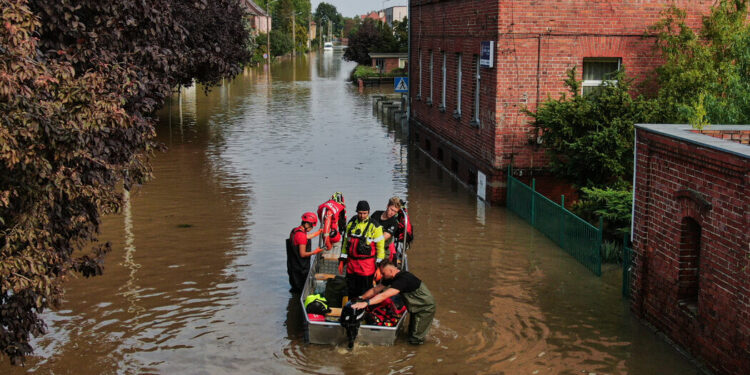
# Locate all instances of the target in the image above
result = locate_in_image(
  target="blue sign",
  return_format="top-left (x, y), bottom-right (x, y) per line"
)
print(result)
top-left (394, 77), bottom-right (408, 92)
top-left (480, 41), bottom-right (494, 68)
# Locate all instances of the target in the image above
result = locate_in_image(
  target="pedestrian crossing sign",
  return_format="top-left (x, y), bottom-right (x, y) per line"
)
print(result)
top-left (394, 77), bottom-right (408, 92)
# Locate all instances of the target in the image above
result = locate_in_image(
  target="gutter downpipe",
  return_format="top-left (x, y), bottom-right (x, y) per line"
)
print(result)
top-left (631, 128), bottom-right (637, 243)
top-left (407, 0), bottom-right (412, 139)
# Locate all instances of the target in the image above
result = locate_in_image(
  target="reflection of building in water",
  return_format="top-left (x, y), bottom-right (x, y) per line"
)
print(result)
top-left (119, 190), bottom-right (145, 316)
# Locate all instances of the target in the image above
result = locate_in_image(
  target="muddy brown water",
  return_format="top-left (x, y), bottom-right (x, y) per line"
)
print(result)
top-left (1, 52), bottom-right (702, 374)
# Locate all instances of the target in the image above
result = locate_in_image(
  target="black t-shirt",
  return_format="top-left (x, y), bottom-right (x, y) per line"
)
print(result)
top-left (370, 211), bottom-right (398, 238)
top-left (383, 271), bottom-right (421, 294)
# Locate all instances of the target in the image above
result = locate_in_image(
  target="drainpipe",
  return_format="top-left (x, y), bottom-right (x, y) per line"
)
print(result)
top-left (407, 1), bottom-right (412, 128)
top-left (631, 128), bottom-right (637, 242)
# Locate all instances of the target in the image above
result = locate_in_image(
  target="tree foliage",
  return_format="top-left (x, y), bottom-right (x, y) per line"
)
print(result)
top-left (524, 68), bottom-right (657, 188)
top-left (650, 0), bottom-right (750, 125)
top-left (1, 0), bottom-right (252, 364)
top-left (314, 2), bottom-right (343, 37)
top-left (343, 18), bottom-right (405, 65)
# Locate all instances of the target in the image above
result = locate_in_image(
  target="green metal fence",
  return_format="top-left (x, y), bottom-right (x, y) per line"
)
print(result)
top-left (622, 234), bottom-right (633, 298)
top-left (506, 166), bottom-right (603, 276)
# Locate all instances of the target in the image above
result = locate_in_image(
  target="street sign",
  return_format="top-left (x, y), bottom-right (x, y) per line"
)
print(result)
top-left (263, 53), bottom-right (268, 59)
top-left (480, 41), bottom-right (494, 68)
top-left (394, 77), bottom-right (409, 92)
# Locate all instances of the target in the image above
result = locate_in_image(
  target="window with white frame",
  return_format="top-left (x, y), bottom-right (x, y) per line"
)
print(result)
top-left (582, 58), bottom-right (621, 95)
top-left (428, 50), bottom-right (434, 104)
top-left (440, 51), bottom-right (446, 110)
top-left (418, 49), bottom-right (422, 99)
top-left (455, 53), bottom-right (462, 118)
top-left (472, 55), bottom-right (480, 125)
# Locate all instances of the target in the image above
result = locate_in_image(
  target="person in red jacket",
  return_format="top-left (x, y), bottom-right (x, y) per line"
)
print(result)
top-left (317, 192), bottom-right (346, 250)
top-left (286, 212), bottom-right (323, 293)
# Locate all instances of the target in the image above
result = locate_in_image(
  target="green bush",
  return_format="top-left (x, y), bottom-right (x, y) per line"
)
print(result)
top-left (270, 29), bottom-right (293, 57)
top-left (350, 65), bottom-right (379, 80)
top-left (524, 68), bottom-right (658, 188)
top-left (572, 186), bottom-right (633, 242)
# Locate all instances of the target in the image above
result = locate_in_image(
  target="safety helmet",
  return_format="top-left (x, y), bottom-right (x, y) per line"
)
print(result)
top-left (302, 212), bottom-right (318, 226)
top-left (331, 192), bottom-right (345, 204)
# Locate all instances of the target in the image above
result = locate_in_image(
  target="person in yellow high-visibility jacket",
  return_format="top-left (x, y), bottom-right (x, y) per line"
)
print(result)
top-left (339, 200), bottom-right (385, 301)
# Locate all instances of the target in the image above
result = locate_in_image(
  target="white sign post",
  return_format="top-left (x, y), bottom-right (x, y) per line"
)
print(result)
top-left (477, 171), bottom-right (487, 200)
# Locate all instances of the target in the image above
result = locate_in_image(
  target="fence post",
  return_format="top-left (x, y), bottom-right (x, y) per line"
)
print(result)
top-left (560, 195), bottom-right (565, 249)
top-left (596, 216), bottom-right (604, 276)
top-left (622, 232), bottom-right (630, 298)
top-left (531, 179), bottom-right (536, 227)
top-left (506, 164), bottom-right (512, 204)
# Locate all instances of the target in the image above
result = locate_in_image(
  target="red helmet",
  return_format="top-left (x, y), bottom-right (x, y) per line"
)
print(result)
top-left (302, 212), bottom-right (318, 226)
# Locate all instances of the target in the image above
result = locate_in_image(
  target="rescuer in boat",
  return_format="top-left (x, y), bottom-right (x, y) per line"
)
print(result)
top-left (317, 192), bottom-right (347, 250)
top-left (339, 200), bottom-right (385, 300)
top-left (286, 212), bottom-right (324, 293)
top-left (352, 261), bottom-right (436, 345)
top-left (369, 197), bottom-right (401, 262)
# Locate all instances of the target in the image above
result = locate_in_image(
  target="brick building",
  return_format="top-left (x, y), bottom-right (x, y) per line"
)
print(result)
top-left (370, 53), bottom-right (408, 74)
top-left (409, 0), bottom-right (714, 203)
top-left (240, 0), bottom-right (271, 35)
top-left (631, 124), bottom-right (750, 375)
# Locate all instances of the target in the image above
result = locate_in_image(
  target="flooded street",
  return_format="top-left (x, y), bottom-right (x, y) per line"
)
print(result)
top-left (2, 52), bottom-right (702, 374)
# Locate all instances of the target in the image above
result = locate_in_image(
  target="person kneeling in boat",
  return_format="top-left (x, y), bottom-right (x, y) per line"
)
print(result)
top-left (286, 212), bottom-right (324, 294)
top-left (339, 200), bottom-right (385, 300)
top-left (317, 192), bottom-right (346, 250)
top-left (352, 261), bottom-right (436, 345)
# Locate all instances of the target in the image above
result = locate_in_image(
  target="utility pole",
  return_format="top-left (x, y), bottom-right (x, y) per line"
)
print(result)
top-left (266, 1), bottom-right (270, 63)
top-left (292, 10), bottom-right (296, 56)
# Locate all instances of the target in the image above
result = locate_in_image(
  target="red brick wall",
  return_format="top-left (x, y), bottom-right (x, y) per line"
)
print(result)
top-left (371, 57), bottom-right (401, 73)
top-left (694, 129), bottom-right (750, 145)
top-left (409, 0), bottom-right (714, 203)
top-left (631, 127), bottom-right (750, 375)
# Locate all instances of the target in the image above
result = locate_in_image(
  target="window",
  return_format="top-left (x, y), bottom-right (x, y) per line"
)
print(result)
top-left (418, 49), bottom-right (422, 99)
top-left (582, 58), bottom-right (621, 95)
top-left (375, 58), bottom-right (385, 73)
top-left (472, 55), bottom-right (480, 126)
top-left (678, 217), bottom-right (701, 316)
top-left (440, 51), bottom-right (446, 111)
top-left (428, 50), bottom-right (434, 105)
top-left (398, 58), bottom-right (407, 69)
top-left (455, 53), bottom-right (462, 118)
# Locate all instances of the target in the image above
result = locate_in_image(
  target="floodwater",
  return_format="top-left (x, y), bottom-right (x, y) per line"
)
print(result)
top-left (1, 51), bottom-right (703, 374)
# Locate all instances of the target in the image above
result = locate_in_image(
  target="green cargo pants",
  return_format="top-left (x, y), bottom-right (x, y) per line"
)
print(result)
top-left (402, 282), bottom-right (436, 344)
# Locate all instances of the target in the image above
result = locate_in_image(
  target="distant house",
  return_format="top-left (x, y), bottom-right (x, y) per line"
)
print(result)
top-left (369, 53), bottom-right (408, 74)
top-left (384, 6), bottom-right (407, 26)
top-left (361, 11), bottom-right (385, 23)
top-left (241, 0), bottom-right (271, 35)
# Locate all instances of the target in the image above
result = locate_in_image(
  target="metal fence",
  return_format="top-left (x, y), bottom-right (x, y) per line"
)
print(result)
top-left (506, 166), bottom-right (603, 276)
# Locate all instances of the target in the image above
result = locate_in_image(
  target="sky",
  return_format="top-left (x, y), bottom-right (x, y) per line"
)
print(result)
top-left (311, 0), bottom-right (407, 17)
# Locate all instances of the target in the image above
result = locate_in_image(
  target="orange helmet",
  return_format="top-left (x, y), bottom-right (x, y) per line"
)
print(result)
top-left (302, 212), bottom-right (318, 226)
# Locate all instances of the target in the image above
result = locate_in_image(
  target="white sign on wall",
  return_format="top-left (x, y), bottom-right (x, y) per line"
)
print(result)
top-left (480, 41), bottom-right (494, 68)
top-left (477, 171), bottom-right (487, 200)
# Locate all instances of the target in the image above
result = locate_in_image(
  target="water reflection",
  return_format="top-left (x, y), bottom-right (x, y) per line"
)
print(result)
top-left (1, 51), bottom-right (702, 375)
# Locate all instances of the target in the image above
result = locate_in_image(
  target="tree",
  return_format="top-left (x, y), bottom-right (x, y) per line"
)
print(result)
top-left (343, 18), bottom-right (399, 65)
top-left (524, 68), bottom-right (658, 188)
top-left (393, 18), bottom-right (409, 53)
top-left (314, 2), bottom-right (343, 38)
top-left (1, 0), bottom-right (253, 364)
top-left (650, 0), bottom-right (750, 125)
top-left (271, 29), bottom-right (294, 56)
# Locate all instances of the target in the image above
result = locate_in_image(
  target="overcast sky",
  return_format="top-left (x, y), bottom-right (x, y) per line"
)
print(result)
top-left (311, 0), bottom-right (408, 17)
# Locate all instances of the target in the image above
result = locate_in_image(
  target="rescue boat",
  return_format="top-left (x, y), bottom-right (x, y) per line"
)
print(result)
top-left (300, 209), bottom-right (411, 346)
